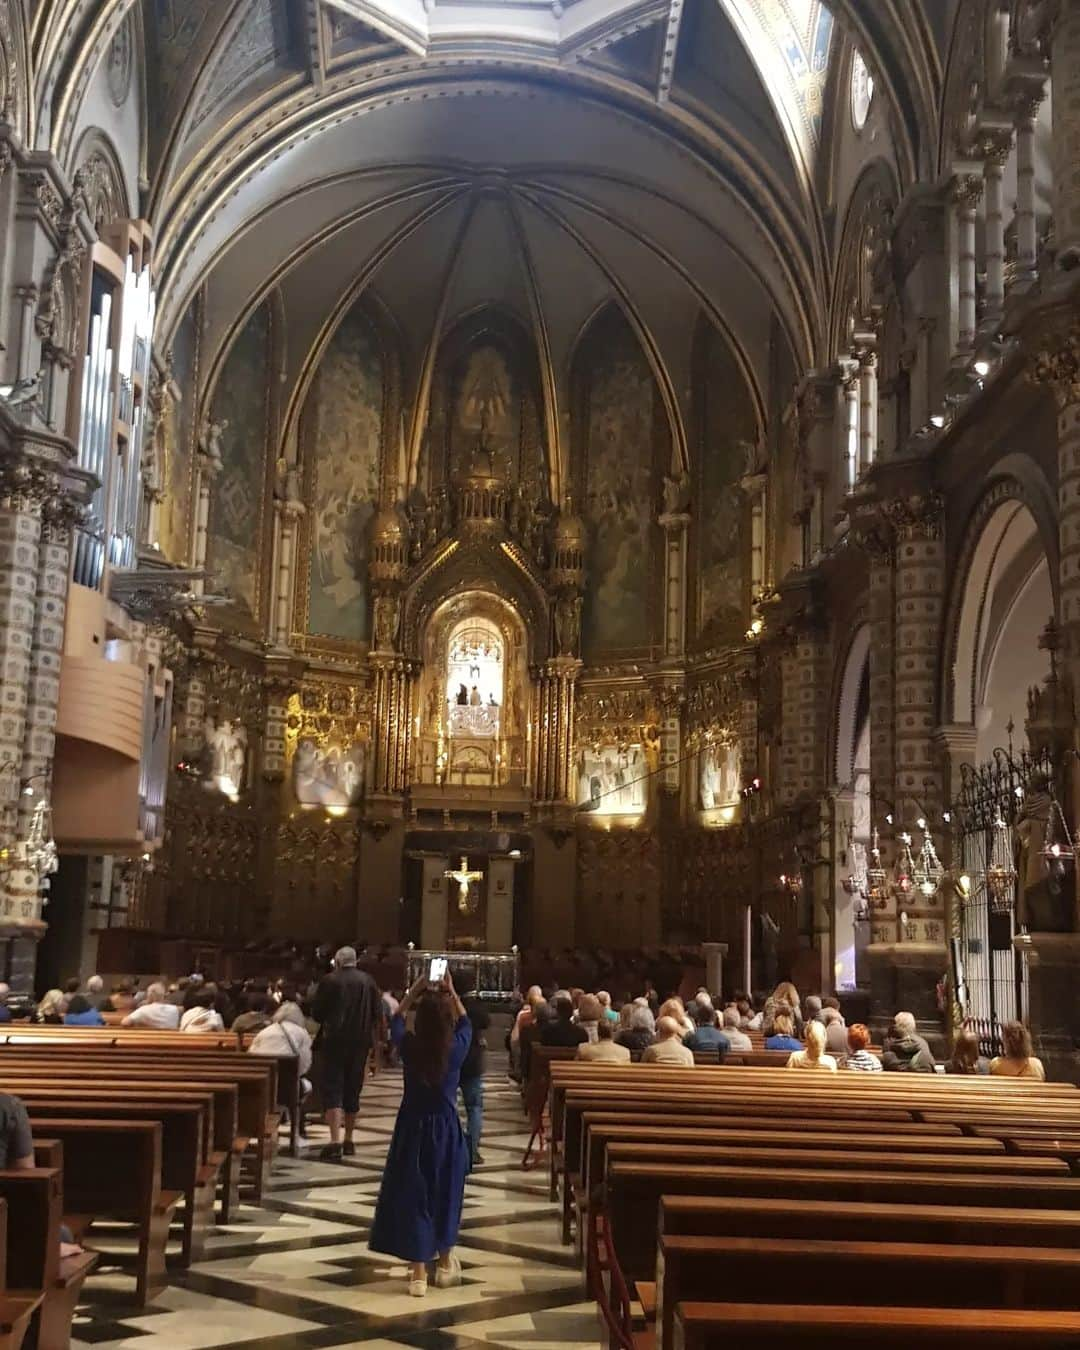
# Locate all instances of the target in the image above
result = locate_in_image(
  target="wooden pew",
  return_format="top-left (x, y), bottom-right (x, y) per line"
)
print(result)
top-left (655, 1235), bottom-right (1080, 1350)
top-left (10, 1090), bottom-right (204, 1273)
top-left (0, 1039), bottom-right (280, 1198)
top-left (23, 1118), bottom-right (173, 1307)
top-left (0, 1030), bottom-right (289, 1180)
top-left (671, 1302), bottom-right (1080, 1349)
top-left (608, 1160), bottom-right (1080, 1278)
top-left (0, 1171), bottom-right (56, 1350)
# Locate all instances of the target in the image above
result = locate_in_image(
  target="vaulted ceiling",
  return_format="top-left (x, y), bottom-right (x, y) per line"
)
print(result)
top-left (131, 0), bottom-right (941, 432)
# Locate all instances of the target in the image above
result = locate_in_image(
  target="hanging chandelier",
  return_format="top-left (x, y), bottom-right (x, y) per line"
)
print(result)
top-left (1040, 793), bottom-right (1075, 885)
top-left (865, 828), bottom-right (888, 911)
top-left (913, 823), bottom-right (945, 900)
top-left (985, 814), bottom-right (1017, 915)
top-left (892, 831), bottom-right (915, 900)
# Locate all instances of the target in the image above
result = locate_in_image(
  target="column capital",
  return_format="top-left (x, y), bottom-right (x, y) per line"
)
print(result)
top-left (882, 491), bottom-right (945, 542)
top-left (949, 169), bottom-right (985, 211)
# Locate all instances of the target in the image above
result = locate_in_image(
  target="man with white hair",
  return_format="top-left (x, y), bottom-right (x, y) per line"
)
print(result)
top-left (0, 983), bottom-right (10, 1025)
top-left (642, 1016), bottom-right (695, 1066)
top-left (881, 1010), bottom-right (936, 1072)
top-left (312, 946), bottom-right (382, 1161)
top-left (121, 982), bottom-right (180, 1029)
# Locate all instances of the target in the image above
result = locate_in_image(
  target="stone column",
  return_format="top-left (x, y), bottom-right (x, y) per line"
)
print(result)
top-left (0, 465), bottom-right (44, 926)
top-left (1031, 328), bottom-right (1080, 685)
top-left (981, 136), bottom-right (1011, 325)
top-left (701, 941), bottom-right (728, 1000)
top-left (659, 507), bottom-right (690, 660)
top-left (841, 364), bottom-right (859, 488)
top-left (1050, 0), bottom-right (1080, 268)
top-left (420, 854), bottom-right (449, 949)
top-left (951, 174), bottom-right (982, 357)
top-left (487, 856), bottom-right (515, 950)
top-left (887, 492), bottom-right (947, 947)
top-left (1012, 95), bottom-right (1044, 286)
top-left (272, 497), bottom-right (304, 648)
top-left (857, 349), bottom-right (878, 475)
top-left (191, 425), bottom-right (223, 595)
top-left (4, 495), bottom-right (76, 926)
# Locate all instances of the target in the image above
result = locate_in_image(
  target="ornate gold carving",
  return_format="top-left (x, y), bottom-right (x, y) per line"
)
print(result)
top-left (1029, 326), bottom-right (1080, 410)
top-left (882, 492), bottom-right (944, 542)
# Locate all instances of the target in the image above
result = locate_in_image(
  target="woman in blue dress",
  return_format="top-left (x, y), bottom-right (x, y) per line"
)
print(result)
top-left (370, 970), bottom-right (472, 1297)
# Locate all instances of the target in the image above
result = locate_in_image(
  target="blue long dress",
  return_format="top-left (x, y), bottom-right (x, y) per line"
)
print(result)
top-left (370, 1012), bottom-right (472, 1262)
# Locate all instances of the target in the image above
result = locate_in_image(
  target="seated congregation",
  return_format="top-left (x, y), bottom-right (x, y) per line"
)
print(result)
top-left (0, 964), bottom-right (1076, 1350)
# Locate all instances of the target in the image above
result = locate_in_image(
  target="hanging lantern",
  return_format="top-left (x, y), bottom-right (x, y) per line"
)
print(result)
top-left (1040, 794), bottom-right (1075, 885)
top-left (913, 827), bottom-right (945, 900)
top-left (865, 828), bottom-right (888, 910)
top-left (779, 870), bottom-right (804, 899)
top-left (986, 814), bottom-right (1017, 915)
top-left (892, 831), bottom-right (915, 899)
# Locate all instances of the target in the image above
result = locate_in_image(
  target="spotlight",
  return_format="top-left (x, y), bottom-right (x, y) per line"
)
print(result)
top-left (973, 359), bottom-right (991, 377)
top-left (885, 813), bottom-right (893, 825)
top-left (930, 414), bottom-right (945, 429)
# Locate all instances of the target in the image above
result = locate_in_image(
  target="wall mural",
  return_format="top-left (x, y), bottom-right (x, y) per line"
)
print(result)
top-left (577, 743), bottom-right (647, 816)
top-left (306, 303), bottom-right (383, 641)
top-left (695, 323), bottom-right (756, 642)
top-left (698, 740), bottom-right (741, 811)
top-left (208, 303), bottom-right (269, 616)
top-left (159, 302), bottom-right (197, 564)
top-left (581, 317), bottom-right (660, 656)
top-left (293, 738), bottom-right (366, 808)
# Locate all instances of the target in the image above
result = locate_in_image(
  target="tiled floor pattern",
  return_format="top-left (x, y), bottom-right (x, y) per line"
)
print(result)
top-left (71, 1068), bottom-right (600, 1350)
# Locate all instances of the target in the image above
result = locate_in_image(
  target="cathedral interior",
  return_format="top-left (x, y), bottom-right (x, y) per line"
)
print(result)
top-left (2, 0), bottom-right (1080, 1067)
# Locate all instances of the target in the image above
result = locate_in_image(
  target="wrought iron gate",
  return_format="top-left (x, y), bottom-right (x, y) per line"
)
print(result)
top-left (953, 747), bottom-right (1053, 1053)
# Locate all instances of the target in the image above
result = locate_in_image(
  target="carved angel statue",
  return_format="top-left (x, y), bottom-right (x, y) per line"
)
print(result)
top-left (373, 593), bottom-right (401, 650)
top-left (274, 456), bottom-right (303, 504)
top-left (0, 368), bottom-right (45, 408)
top-left (555, 593), bottom-right (582, 656)
top-left (661, 470), bottom-right (690, 516)
top-left (198, 416), bottom-right (229, 471)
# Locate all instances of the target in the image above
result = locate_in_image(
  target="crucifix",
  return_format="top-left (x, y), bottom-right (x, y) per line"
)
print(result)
top-left (444, 854), bottom-right (484, 914)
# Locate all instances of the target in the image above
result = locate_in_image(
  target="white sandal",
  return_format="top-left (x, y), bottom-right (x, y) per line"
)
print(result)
top-left (434, 1254), bottom-right (462, 1288)
top-left (408, 1276), bottom-right (428, 1298)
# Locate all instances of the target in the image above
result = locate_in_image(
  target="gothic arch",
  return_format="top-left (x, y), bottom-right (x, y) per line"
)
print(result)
top-left (942, 474), bottom-right (1057, 744)
top-left (833, 619), bottom-right (871, 788)
top-left (400, 537), bottom-right (551, 667)
top-left (829, 160), bottom-right (900, 360)
top-left (71, 127), bottom-right (131, 234)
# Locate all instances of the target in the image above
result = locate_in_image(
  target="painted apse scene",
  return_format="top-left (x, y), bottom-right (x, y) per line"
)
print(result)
top-left (9, 11), bottom-right (1080, 1339)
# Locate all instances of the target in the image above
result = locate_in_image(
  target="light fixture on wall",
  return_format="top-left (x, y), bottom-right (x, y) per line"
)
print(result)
top-left (892, 831), bottom-right (915, 898)
top-left (865, 828), bottom-right (888, 911)
top-left (1039, 792), bottom-right (1075, 885)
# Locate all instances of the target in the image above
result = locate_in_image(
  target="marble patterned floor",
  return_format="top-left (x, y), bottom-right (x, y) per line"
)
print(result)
top-left (70, 1067), bottom-right (601, 1350)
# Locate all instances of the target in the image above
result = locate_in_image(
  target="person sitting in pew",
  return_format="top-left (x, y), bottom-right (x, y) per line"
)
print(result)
top-left (0, 982), bottom-right (12, 1024)
top-left (180, 989), bottom-right (226, 1033)
top-left (1, 1091), bottom-right (84, 1260)
top-left (577, 1016), bottom-right (631, 1063)
top-left (0, 1092), bottom-right (33, 1170)
top-left (660, 998), bottom-right (694, 1038)
top-left (596, 991), bottom-right (620, 1024)
top-left (63, 994), bottom-right (105, 1027)
top-left (642, 1016), bottom-right (695, 1066)
top-left (946, 1028), bottom-right (990, 1075)
top-left (765, 1012), bottom-right (802, 1052)
top-left (881, 1011), bottom-right (936, 1073)
top-left (990, 1020), bottom-right (1046, 1080)
top-left (616, 1004), bottom-right (656, 1055)
top-left (720, 1006), bottom-right (752, 1052)
top-left (683, 1001), bottom-right (730, 1057)
top-left (803, 994), bottom-right (823, 1023)
top-left (843, 1022), bottom-right (882, 1072)
top-left (822, 1003), bottom-right (848, 1056)
top-left (35, 988), bottom-right (66, 1024)
top-left (122, 982), bottom-right (181, 1029)
top-left (541, 992), bottom-right (588, 1048)
top-left (785, 1019), bottom-right (838, 1071)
